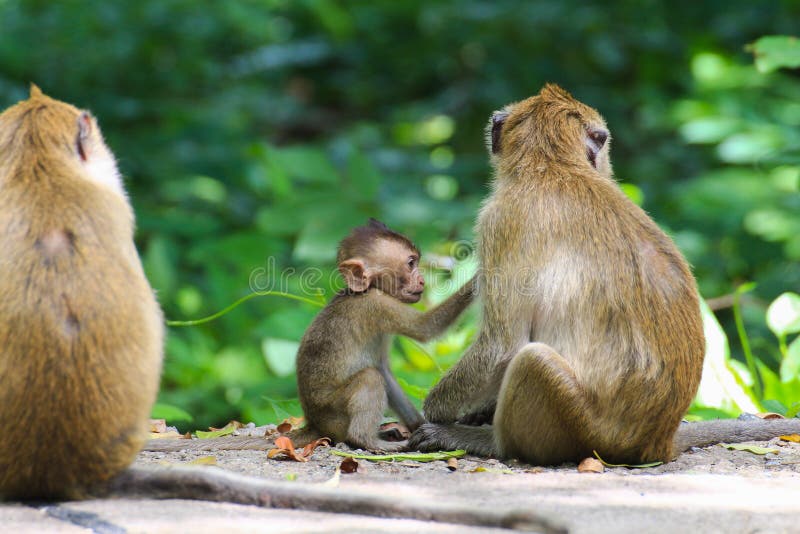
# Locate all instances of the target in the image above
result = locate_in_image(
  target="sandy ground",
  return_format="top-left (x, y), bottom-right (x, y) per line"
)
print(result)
top-left (2, 429), bottom-right (799, 533)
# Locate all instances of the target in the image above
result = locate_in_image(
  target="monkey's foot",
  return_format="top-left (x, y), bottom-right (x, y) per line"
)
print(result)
top-left (408, 423), bottom-right (497, 457)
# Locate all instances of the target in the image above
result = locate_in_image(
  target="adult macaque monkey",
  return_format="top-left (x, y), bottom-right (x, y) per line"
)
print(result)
top-left (0, 85), bottom-right (164, 499)
top-left (289, 219), bottom-right (476, 451)
top-left (410, 84), bottom-right (800, 464)
top-left (0, 93), bottom-right (557, 532)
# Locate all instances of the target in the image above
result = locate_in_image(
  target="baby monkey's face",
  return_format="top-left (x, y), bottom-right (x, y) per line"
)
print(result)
top-left (372, 238), bottom-right (424, 303)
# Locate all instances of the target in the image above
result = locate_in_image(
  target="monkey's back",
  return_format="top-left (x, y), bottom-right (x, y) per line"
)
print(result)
top-left (480, 171), bottom-right (704, 460)
top-left (295, 292), bottom-right (389, 434)
top-left (0, 112), bottom-right (163, 499)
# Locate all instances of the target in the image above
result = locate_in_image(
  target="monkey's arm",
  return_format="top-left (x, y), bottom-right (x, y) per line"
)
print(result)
top-left (373, 276), bottom-right (476, 342)
top-left (379, 362), bottom-right (425, 431)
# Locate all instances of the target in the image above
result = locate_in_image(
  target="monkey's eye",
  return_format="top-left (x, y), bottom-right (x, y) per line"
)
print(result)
top-left (588, 128), bottom-right (608, 147)
top-left (407, 258), bottom-right (416, 269)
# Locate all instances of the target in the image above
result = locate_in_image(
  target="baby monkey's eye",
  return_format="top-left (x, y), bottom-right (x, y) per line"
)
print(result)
top-left (408, 258), bottom-right (416, 268)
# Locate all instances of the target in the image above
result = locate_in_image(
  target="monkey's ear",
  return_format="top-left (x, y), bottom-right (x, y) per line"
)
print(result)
top-left (491, 111), bottom-right (509, 154)
top-left (339, 259), bottom-right (372, 292)
top-left (29, 84), bottom-right (43, 98)
top-left (76, 112), bottom-right (93, 162)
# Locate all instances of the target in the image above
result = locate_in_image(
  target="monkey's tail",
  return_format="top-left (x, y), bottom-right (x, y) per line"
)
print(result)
top-left (100, 466), bottom-right (565, 533)
top-left (673, 418), bottom-right (800, 451)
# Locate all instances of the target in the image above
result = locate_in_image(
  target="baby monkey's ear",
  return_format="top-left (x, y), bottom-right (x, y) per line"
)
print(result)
top-left (491, 111), bottom-right (509, 154)
top-left (339, 259), bottom-right (372, 292)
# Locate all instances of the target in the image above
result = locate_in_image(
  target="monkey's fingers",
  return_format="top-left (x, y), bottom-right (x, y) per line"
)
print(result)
top-left (101, 466), bottom-right (564, 533)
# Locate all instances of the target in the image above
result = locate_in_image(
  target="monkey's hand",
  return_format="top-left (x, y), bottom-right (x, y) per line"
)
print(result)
top-left (408, 423), bottom-right (497, 457)
top-left (458, 401), bottom-right (496, 426)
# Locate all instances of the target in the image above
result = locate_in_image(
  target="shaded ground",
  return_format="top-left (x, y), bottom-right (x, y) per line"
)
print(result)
top-left (2, 433), bottom-right (798, 533)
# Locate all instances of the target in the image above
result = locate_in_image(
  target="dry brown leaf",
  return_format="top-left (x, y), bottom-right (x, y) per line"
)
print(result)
top-left (340, 457), bottom-right (359, 474)
top-left (268, 436), bottom-right (308, 462)
top-left (578, 457), bottom-right (604, 474)
top-left (301, 437), bottom-right (331, 457)
top-left (276, 422), bottom-right (292, 434)
top-left (446, 458), bottom-right (458, 471)
top-left (149, 419), bottom-right (168, 433)
top-left (379, 421), bottom-right (410, 441)
top-left (209, 420), bottom-right (245, 431)
top-left (755, 412), bottom-right (785, 420)
top-left (188, 456), bottom-right (217, 466)
top-left (148, 431), bottom-right (184, 440)
top-left (525, 467), bottom-right (545, 474)
top-left (268, 435), bottom-right (331, 462)
top-left (779, 434), bottom-right (800, 443)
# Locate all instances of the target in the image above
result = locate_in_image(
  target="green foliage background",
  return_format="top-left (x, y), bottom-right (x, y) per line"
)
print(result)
top-left (1, 1), bottom-right (798, 428)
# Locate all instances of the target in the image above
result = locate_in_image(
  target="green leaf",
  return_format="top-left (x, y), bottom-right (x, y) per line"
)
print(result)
top-left (766, 292), bottom-right (800, 338)
top-left (748, 35), bottom-right (800, 73)
top-left (780, 337), bottom-right (800, 382)
top-left (330, 449), bottom-right (465, 462)
top-left (693, 301), bottom-right (759, 413)
top-left (721, 443), bottom-right (779, 455)
top-left (261, 338), bottom-right (300, 377)
top-left (592, 451), bottom-right (663, 468)
top-left (396, 377), bottom-right (429, 400)
top-left (150, 403), bottom-right (194, 422)
top-left (196, 425), bottom-right (236, 439)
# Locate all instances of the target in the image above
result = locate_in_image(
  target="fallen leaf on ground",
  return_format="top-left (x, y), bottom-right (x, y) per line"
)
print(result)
top-left (188, 456), bottom-right (217, 466)
top-left (446, 458), bottom-right (458, 471)
top-left (593, 451), bottom-right (663, 468)
top-left (340, 457), bottom-right (359, 474)
top-left (525, 467), bottom-right (545, 474)
top-left (285, 473), bottom-right (297, 481)
top-left (779, 434), bottom-right (800, 443)
top-left (722, 443), bottom-right (779, 455)
top-left (330, 449), bottom-right (465, 462)
top-left (149, 431), bottom-right (185, 440)
top-left (209, 420), bottom-right (245, 431)
top-left (268, 436), bottom-right (331, 462)
top-left (469, 467), bottom-right (514, 474)
top-left (196, 425), bottom-right (237, 439)
top-left (755, 413), bottom-right (784, 420)
top-left (277, 416), bottom-right (305, 434)
top-left (578, 457), bottom-right (604, 473)
top-left (149, 419), bottom-right (168, 433)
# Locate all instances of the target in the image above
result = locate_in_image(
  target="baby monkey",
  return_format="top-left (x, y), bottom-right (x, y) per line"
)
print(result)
top-left (292, 219), bottom-right (475, 451)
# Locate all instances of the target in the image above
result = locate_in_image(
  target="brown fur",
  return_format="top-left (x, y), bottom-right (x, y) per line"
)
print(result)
top-left (0, 86), bottom-right (163, 499)
top-left (412, 84), bottom-right (706, 464)
top-left (293, 221), bottom-right (476, 451)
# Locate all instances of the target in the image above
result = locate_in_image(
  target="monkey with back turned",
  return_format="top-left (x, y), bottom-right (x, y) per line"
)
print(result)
top-left (410, 84), bottom-right (800, 464)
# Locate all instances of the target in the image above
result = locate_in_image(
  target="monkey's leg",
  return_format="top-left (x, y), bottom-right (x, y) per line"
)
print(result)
top-left (458, 349), bottom-right (517, 426)
top-left (423, 332), bottom-right (499, 423)
top-left (494, 342), bottom-right (593, 465)
top-left (342, 368), bottom-right (406, 452)
top-left (408, 423), bottom-right (497, 457)
top-left (380, 362), bottom-right (425, 431)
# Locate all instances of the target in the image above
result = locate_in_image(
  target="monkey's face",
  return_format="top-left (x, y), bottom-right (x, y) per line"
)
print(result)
top-left (487, 84), bottom-right (612, 179)
top-left (372, 239), bottom-right (425, 303)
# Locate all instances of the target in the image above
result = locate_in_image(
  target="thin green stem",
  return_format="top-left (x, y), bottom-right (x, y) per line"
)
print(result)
top-left (166, 291), bottom-right (326, 327)
top-left (732, 289), bottom-right (763, 401)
